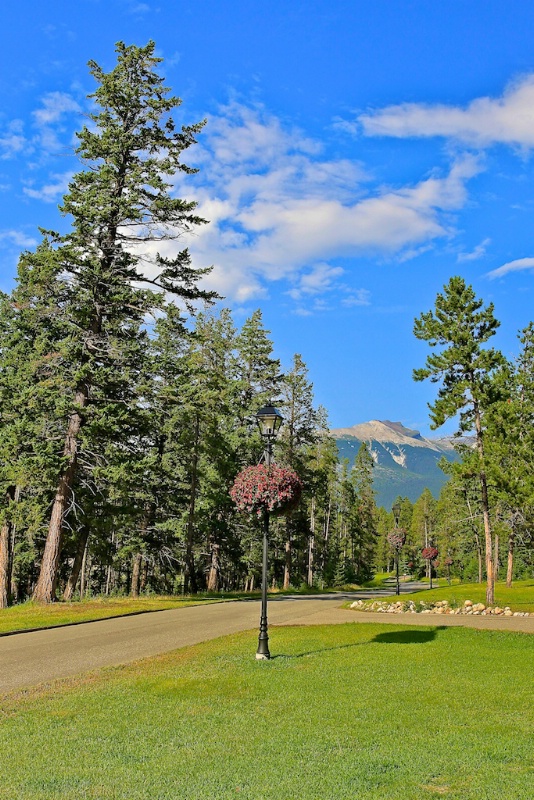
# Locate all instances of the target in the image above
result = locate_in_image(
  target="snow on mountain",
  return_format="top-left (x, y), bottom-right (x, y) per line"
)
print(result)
top-left (330, 420), bottom-right (459, 508)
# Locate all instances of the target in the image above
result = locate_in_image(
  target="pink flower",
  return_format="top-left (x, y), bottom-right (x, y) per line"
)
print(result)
top-left (387, 529), bottom-right (406, 551)
top-left (230, 465), bottom-right (302, 517)
top-left (422, 546), bottom-right (439, 561)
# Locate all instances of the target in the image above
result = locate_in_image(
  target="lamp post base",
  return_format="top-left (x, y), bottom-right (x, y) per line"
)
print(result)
top-left (255, 652), bottom-right (270, 660)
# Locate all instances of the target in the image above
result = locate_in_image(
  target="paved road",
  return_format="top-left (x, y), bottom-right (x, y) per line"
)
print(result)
top-left (1, 593), bottom-right (532, 694)
top-left (0, 597), bottom-right (349, 693)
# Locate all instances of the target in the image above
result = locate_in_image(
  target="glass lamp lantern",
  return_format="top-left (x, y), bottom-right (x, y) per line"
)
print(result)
top-left (255, 404), bottom-right (284, 438)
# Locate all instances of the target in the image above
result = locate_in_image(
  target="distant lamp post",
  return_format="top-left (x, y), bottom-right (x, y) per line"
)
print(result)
top-left (255, 403), bottom-right (284, 660)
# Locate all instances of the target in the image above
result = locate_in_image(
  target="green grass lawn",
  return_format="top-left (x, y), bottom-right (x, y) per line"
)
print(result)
top-left (1, 623), bottom-right (533, 799)
top-left (0, 596), bottom-right (219, 634)
top-left (382, 579), bottom-right (534, 612)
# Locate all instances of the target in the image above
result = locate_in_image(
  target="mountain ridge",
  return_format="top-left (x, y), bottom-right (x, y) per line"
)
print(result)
top-left (331, 419), bottom-right (458, 508)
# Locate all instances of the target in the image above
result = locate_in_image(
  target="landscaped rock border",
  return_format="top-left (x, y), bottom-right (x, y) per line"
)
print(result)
top-left (350, 599), bottom-right (533, 617)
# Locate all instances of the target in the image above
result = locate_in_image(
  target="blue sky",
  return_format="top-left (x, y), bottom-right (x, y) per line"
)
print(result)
top-left (1, 1), bottom-right (534, 436)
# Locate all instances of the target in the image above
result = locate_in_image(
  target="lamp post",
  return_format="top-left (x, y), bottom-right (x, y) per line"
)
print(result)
top-left (392, 502), bottom-right (401, 596)
top-left (255, 403), bottom-right (284, 660)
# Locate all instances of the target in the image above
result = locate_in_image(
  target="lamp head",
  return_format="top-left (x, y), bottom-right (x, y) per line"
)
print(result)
top-left (255, 403), bottom-right (284, 438)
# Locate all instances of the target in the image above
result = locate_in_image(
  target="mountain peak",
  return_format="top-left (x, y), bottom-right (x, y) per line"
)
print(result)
top-left (330, 419), bottom-right (459, 506)
top-left (330, 419), bottom-right (438, 449)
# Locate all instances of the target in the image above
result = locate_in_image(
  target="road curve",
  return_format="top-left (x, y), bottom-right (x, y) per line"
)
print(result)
top-left (1, 595), bottom-right (533, 694)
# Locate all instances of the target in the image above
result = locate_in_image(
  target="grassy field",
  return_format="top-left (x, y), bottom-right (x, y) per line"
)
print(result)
top-left (382, 579), bottom-right (534, 612)
top-left (0, 596), bottom-right (220, 634)
top-left (1, 622), bottom-right (533, 799)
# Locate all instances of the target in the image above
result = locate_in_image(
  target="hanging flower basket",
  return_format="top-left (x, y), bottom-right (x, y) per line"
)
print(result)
top-left (422, 546), bottom-right (439, 561)
top-left (230, 464), bottom-right (302, 517)
top-left (387, 529), bottom-right (406, 551)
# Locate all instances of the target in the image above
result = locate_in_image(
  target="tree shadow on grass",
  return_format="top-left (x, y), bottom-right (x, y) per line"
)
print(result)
top-left (371, 627), bottom-right (447, 645)
top-left (272, 642), bottom-right (365, 660)
top-left (271, 626), bottom-right (449, 658)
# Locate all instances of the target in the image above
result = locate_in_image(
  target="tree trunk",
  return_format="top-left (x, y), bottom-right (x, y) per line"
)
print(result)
top-left (493, 533), bottom-right (499, 583)
top-left (63, 527), bottom-right (90, 601)
top-left (131, 552), bottom-right (142, 597)
top-left (0, 519), bottom-right (12, 609)
top-left (105, 530), bottom-right (115, 596)
top-left (320, 498), bottom-right (331, 577)
top-left (475, 532), bottom-right (483, 584)
top-left (80, 544), bottom-right (89, 600)
top-left (185, 413), bottom-right (200, 594)
top-left (33, 388), bottom-right (86, 603)
top-left (283, 531), bottom-right (291, 590)
top-left (207, 540), bottom-right (220, 592)
top-left (140, 560), bottom-right (149, 593)
top-left (307, 497), bottom-right (316, 587)
top-left (465, 478), bottom-right (484, 587)
top-left (0, 486), bottom-right (16, 608)
top-left (473, 403), bottom-right (494, 606)
top-left (506, 530), bottom-right (515, 588)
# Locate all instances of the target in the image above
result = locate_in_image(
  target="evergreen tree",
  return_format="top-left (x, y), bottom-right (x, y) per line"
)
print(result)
top-left (349, 443), bottom-right (377, 583)
top-left (0, 244), bottom-right (72, 605)
top-left (413, 276), bottom-right (506, 604)
top-left (277, 354), bottom-right (317, 588)
top-left (305, 406), bottom-right (338, 587)
top-left (234, 309), bottom-right (281, 466)
top-left (485, 323), bottom-right (534, 586)
top-left (30, 42), bottom-right (213, 602)
top-left (410, 488), bottom-right (437, 580)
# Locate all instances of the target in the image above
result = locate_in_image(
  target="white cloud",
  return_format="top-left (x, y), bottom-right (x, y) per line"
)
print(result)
top-left (159, 104), bottom-right (481, 303)
top-left (287, 264), bottom-right (344, 300)
top-left (0, 120), bottom-right (28, 160)
top-left (486, 257), bottom-right (534, 279)
top-left (33, 92), bottom-right (80, 127)
top-left (32, 92), bottom-right (81, 153)
top-left (126, 1), bottom-right (150, 14)
top-left (23, 171), bottom-right (73, 202)
top-left (359, 74), bottom-right (534, 149)
top-left (457, 237), bottom-right (491, 262)
top-left (0, 229), bottom-right (38, 248)
top-left (342, 289), bottom-right (371, 307)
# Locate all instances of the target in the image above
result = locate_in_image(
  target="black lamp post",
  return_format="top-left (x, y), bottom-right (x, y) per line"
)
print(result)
top-left (392, 502), bottom-right (401, 596)
top-left (255, 403), bottom-right (283, 660)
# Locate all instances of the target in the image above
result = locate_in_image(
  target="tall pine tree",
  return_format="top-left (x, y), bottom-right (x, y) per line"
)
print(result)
top-left (413, 276), bottom-right (506, 605)
top-left (32, 42), bottom-right (213, 602)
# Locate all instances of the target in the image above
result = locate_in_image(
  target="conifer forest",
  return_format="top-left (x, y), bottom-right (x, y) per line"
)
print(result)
top-left (0, 43), bottom-right (532, 606)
